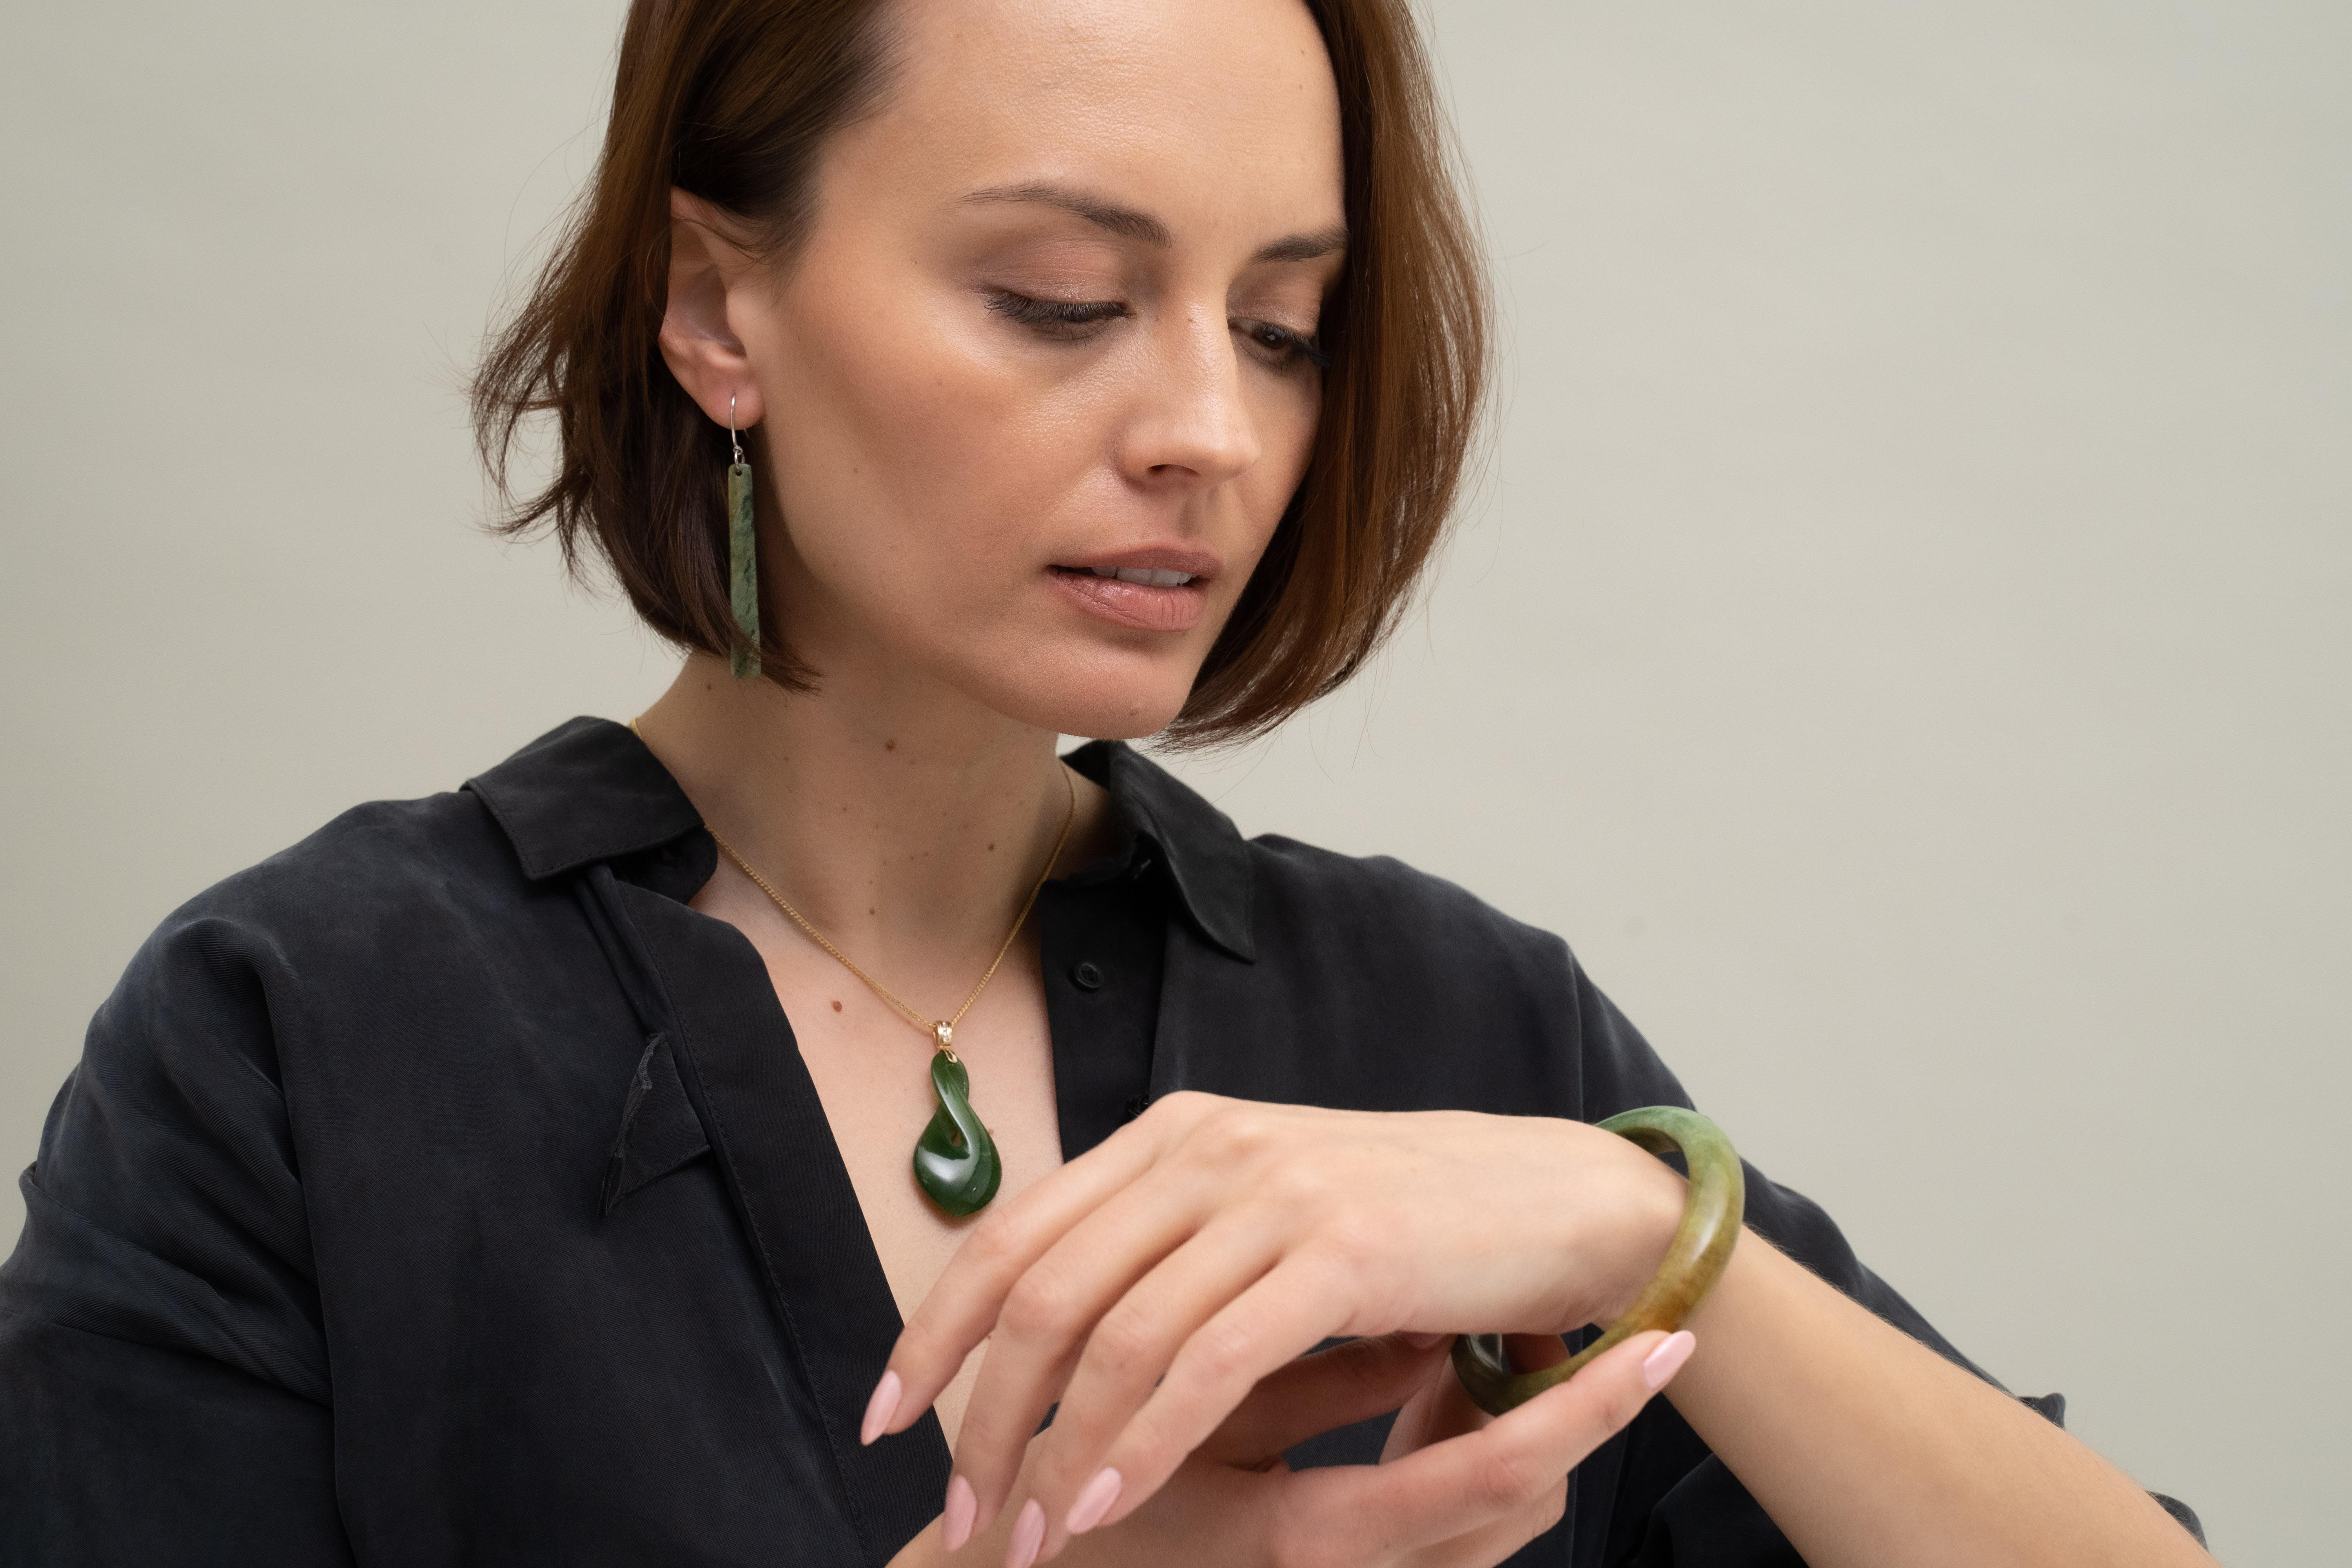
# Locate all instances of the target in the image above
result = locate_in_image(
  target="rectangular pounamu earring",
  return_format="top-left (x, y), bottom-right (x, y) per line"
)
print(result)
top-left (727, 392), bottom-right (760, 679)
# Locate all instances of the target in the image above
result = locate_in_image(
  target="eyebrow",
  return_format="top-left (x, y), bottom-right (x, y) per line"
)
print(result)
top-left (961, 181), bottom-right (1348, 265)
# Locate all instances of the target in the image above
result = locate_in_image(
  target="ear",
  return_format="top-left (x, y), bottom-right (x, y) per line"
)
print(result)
top-left (658, 188), bottom-right (768, 432)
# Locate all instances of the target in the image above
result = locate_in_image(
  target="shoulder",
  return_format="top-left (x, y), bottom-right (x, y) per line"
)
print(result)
top-left (1243, 830), bottom-right (1576, 986)
top-left (1088, 741), bottom-right (1575, 990)
top-left (1095, 744), bottom-right (1695, 1114)
top-left (1159, 822), bottom-right (1679, 1116)
top-left (1215, 833), bottom-right (1695, 1135)
top-left (0, 771), bottom-right (547, 1416)
top-left (136, 786), bottom-right (521, 982)
top-left (91, 719), bottom-right (699, 1063)
top-left (57, 793), bottom-right (532, 1141)
top-left (139, 715), bottom-right (688, 973)
top-left (227, 787), bottom-right (510, 908)
top-left (66, 720), bottom-right (686, 1169)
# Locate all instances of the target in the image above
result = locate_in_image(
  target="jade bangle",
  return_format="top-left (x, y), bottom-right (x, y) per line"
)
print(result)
top-left (1452, 1105), bottom-right (1745, 1417)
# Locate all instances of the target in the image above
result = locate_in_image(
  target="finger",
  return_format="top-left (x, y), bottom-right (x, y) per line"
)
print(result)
top-left (876, 1092), bottom-right (1233, 1441)
top-left (1382, 1344), bottom-right (1494, 1459)
top-left (1406, 1482), bottom-right (1569, 1568)
top-left (1054, 1251), bottom-right (1356, 1542)
top-left (1274, 1329), bottom-right (1693, 1561)
top-left (956, 1203), bottom-right (1281, 1542)
top-left (1200, 1332), bottom-right (1456, 1467)
top-left (875, 1140), bottom-right (1154, 1439)
top-left (1377, 1352), bottom-right (1463, 1463)
top-left (935, 1336), bottom-right (1091, 1555)
top-left (1381, 1334), bottom-right (1568, 1461)
top-left (873, 1102), bottom-right (1188, 1440)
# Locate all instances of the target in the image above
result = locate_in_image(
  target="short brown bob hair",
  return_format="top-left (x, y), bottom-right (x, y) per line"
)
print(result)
top-left (474, 0), bottom-right (1490, 747)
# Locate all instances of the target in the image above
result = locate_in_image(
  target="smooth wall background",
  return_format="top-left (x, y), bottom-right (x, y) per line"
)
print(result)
top-left (2, 3), bottom-right (2342, 1561)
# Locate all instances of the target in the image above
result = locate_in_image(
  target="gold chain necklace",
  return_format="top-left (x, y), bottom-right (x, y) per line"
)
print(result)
top-left (705, 768), bottom-right (1075, 1061)
top-left (630, 718), bottom-right (1075, 1215)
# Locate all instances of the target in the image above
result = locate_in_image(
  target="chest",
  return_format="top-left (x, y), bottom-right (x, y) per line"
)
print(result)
top-left (702, 907), bottom-right (1068, 1453)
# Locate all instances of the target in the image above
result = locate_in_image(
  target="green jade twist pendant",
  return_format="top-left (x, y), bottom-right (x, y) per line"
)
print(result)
top-left (913, 1024), bottom-right (1002, 1217)
top-left (690, 743), bottom-right (1067, 1221)
top-left (1452, 1105), bottom-right (1746, 1417)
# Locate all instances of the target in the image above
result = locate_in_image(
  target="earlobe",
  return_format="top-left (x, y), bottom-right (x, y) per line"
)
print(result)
top-left (657, 187), bottom-right (766, 429)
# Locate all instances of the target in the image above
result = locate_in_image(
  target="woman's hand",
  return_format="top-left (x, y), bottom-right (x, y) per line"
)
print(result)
top-left (865, 1092), bottom-right (1694, 1560)
top-left (887, 1328), bottom-right (1696, 1568)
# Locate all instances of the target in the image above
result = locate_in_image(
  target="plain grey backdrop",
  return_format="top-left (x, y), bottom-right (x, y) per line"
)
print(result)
top-left (2, 2), bottom-right (2343, 1561)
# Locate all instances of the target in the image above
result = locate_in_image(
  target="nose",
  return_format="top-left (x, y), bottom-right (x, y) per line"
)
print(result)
top-left (1115, 303), bottom-right (1263, 492)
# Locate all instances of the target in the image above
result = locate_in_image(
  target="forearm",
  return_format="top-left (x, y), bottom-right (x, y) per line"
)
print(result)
top-left (1664, 1232), bottom-right (2209, 1568)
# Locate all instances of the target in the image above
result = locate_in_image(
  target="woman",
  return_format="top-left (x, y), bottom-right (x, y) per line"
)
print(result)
top-left (0, 0), bottom-right (2210, 1564)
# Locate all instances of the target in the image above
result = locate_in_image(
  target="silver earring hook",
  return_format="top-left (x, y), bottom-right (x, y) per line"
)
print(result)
top-left (728, 393), bottom-right (744, 466)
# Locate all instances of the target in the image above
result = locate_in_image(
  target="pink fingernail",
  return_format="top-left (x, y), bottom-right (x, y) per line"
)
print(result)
top-left (1065, 1467), bottom-right (1123, 1535)
top-left (1642, 1330), bottom-right (1697, 1390)
top-left (942, 1474), bottom-right (976, 1552)
top-left (1401, 1331), bottom-right (1448, 1349)
top-left (1005, 1498), bottom-right (1045, 1568)
top-left (862, 1369), bottom-right (902, 1446)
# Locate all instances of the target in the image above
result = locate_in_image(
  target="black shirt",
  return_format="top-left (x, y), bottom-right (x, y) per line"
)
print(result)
top-left (0, 717), bottom-right (2196, 1564)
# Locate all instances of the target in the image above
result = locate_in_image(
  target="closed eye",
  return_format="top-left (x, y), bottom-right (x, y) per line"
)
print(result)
top-left (985, 290), bottom-right (1128, 338)
top-left (985, 290), bottom-right (1328, 373)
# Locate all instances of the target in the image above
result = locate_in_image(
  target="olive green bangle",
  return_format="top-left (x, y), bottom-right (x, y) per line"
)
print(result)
top-left (1452, 1106), bottom-right (1746, 1417)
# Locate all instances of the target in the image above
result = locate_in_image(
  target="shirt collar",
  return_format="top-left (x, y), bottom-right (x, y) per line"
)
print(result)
top-left (466, 717), bottom-right (1255, 962)
top-left (1061, 738), bottom-right (1254, 962)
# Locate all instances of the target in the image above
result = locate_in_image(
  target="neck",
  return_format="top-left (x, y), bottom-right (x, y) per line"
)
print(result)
top-left (632, 652), bottom-right (1111, 994)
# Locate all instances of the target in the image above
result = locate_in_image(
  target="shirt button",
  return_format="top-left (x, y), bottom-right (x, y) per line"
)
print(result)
top-left (1072, 961), bottom-right (1105, 991)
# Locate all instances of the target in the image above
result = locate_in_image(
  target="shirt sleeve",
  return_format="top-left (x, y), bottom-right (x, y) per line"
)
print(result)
top-left (1566, 953), bottom-right (2205, 1563)
top-left (0, 908), bottom-right (355, 1564)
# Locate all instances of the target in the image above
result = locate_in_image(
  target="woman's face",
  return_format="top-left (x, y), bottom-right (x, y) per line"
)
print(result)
top-left (693, 0), bottom-right (1345, 740)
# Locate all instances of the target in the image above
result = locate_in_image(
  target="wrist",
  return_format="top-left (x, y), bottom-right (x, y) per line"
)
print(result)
top-left (1591, 1133), bottom-right (1693, 1325)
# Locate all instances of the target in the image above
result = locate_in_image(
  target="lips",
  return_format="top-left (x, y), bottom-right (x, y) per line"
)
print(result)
top-left (1081, 564), bottom-right (1198, 588)
top-left (1056, 546), bottom-right (1222, 583)
top-left (1048, 550), bottom-right (1216, 633)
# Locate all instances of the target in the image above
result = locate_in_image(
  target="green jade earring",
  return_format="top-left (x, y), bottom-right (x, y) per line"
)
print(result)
top-left (727, 392), bottom-right (759, 679)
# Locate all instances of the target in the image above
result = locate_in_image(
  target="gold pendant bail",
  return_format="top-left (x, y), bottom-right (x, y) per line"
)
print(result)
top-left (933, 1020), bottom-right (956, 1059)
